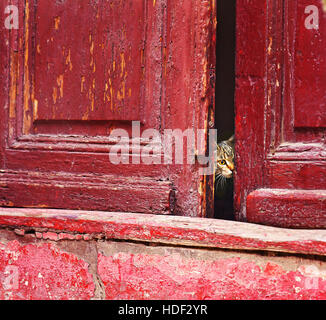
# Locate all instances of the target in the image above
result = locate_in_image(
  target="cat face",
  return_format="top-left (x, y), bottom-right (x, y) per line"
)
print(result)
top-left (215, 137), bottom-right (234, 181)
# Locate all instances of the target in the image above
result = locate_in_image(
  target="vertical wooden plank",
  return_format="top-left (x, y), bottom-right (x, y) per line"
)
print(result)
top-left (163, 0), bottom-right (216, 217)
top-left (294, 0), bottom-right (326, 128)
top-left (0, 1), bottom-right (10, 167)
top-left (237, 0), bottom-right (326, 228)
top-left (235, 0), bottom-right (268, 221)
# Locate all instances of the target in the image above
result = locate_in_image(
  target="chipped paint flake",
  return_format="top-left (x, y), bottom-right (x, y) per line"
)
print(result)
top-left (198, 181), bottom-right (203, 196)
top-left (268, 37), bottom-right (273, 55)
top-left (9, 52), bottom-right (19, 119)
top-left (23, 0), bottom-right (31, 134)
top-left (54, 16), bottom-right (61, 30)
top-left (57, 75), bottom-right (64, 98)
top-left (120, 52), bottom-right (125, 78)
top-left (110, 87), bottom-right (114, 110)
top-left (81, 76), bottom-right (86, 93)
top-left (33, 99), bottom-right (38, 119)
top-left (65, 49), bottom-right (73, 71)
top-left (52, 87), bottom-right (58, 104)
top-left (267, 87), bottom-right (272, 107)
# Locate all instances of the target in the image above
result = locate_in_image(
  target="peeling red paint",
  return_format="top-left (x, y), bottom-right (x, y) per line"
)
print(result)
top-left (2, 208), bottom-right (326, 256)
top-left (98, 252), bottom-right (326, 300)
top-left (0, 222), bottom-right (326, 300)
top-left (0, 241), bottom-right (95, 300)
top-left (0, 0), bottom-right (326, 301)
top-left (235, 0), bottom-right (326, 227)
top-left (0, 0), bottom-right (216, 218)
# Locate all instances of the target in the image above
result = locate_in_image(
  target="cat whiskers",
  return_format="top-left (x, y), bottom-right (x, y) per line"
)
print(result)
top-left (215, 173), bottom-right (226, 189)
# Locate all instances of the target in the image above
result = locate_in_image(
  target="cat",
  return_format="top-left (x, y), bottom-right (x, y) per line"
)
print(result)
top-left (215, 135), bottom-right (235, 189)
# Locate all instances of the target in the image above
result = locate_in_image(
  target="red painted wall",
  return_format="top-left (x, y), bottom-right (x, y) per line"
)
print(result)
top-left (1, 233), bottom-right (326, 300)
top-left (0, 209), bottom-right (326, 300)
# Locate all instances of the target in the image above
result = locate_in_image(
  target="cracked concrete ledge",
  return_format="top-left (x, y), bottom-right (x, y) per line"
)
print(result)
top-left (1, 207), bottom-right (326, 257)
top-left (1, 224), bottom-right (326, 300)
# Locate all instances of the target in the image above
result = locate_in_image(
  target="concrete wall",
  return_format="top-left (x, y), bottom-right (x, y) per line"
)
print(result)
top-left (1, 226), bottom-right (326, 300)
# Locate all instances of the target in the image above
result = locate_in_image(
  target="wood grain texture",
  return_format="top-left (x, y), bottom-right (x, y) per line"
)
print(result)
top-left (0, 170), bottom-right (174, 214)
top-left (34, 0), bottom-right (144, 121)
top-left (234, 0), bottom-right (268, 221)
top-left (294, 0), bottom-right (326, 128)
top-left (247, 189), bottom-right (326, 229)
top-left (1, 208), bottom-right (326, 256)
top-left (0, 0), bottom-right (217, 217)
top-left (266, 161), bottom-right (326, 190)
top-left (236, 0), bottom-right (326, 228)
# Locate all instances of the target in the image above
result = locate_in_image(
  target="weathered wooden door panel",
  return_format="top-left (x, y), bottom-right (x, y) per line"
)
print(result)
top-left (34, 0), bottom-right (144, 122)
top-left (0, 0), bottom-right (216, 217)
top-left (236, 0), bottom-right (326, 228)
top-left (294, 0), bottom-right (326, 128)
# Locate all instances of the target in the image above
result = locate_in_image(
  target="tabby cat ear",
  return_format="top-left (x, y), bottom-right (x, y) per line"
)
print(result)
top-left (227, 135), bottom-right (235, 144)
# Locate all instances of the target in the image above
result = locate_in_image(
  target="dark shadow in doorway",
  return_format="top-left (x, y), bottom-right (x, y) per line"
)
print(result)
top-left (214, 0), bottom-right (236, 221)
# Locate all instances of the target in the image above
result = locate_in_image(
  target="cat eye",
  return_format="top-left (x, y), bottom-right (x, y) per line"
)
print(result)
top-left (219, 160), bottom-right (227, 166)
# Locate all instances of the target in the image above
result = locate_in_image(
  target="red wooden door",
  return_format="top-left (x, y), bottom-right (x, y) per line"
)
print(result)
top-left (0, 1), bottom-right (216, 217)
top-left (236, 0), bottom-right (326, 228)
